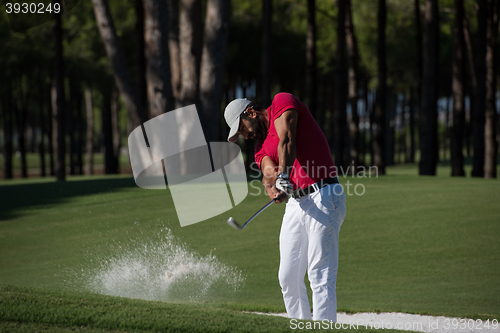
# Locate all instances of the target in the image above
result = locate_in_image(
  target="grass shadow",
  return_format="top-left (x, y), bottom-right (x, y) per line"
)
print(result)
top-left (0, 177), bottom-right (137, 221)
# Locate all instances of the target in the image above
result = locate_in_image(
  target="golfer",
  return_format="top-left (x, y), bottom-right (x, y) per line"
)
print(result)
top-left (224, 92), bottom-right (346, 322)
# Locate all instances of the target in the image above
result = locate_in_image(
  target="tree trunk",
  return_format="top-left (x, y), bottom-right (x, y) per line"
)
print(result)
top-left (373, 0), bottom-right (386, 175)
top-left (199, 0), bottom-right (230, 142)
top-left (111, 88), bottom-right (121, 174)
top-left (414, 0), bottom-right (423, 127)
top-left (135, 0), bottom-right (148, 119)
top-left (92, 0), bottom-right (144, 129)
top-left (471, 0), bottom-right (487, 177)
top-left (451, 0), bottom-right (466, 177)
top-left (2, 91), bottom-right (13, 179)
top-left (69, 104), bottom-right (75, 175)
top-left (419, 0), bottom-right (439, 176)
top-left (407, 89), bottom-right (417, 163)
top-left (179, 0), bottom-right (203, 106)
top-left (401, 96), bottom-right (407, 163)
top-left (306, 0), bottom-right (317, 118)
top-left (395, 98), bottom-right (401, 165)
top-left (39, 82), bottom-right (46, 177)
top-left (144, 0), bottom-right (175, 118)
top-left (413, 0), bottom-right (422, 164)
top-left (75, 83), bottom-right (83, 175)
top-left (27, 102), bottom-right (35, 154)
top-left (360, 78), bottom-right (369, 165)
top-left (68, 77), bottom-right (77, 175)
top-left (346, 0), bottom-right (359, 168)
top-left (463, 15), bottom-right (476, 91)
top-left (102, 90), bottom-right (115, 174)
top-left (333, 0), bottom-right (347, 170)
top-left (318, 76), bottom-right (328, 134)
top-left (484, 0), bottom-right (498, 178)
top-left (369, 88), bottom-right (375, 165)
top-left (261, 0), bottom-right (273, 107)
top-left (463, 14), bottom-right (475, 160)
top-left (52, 10), bottom-right (65, 182)
top-left (15, 87), bottom-right (28, 179)
top-left (84, 86), bottom-right (94, 175)
top-left (167, 0), bottom-right (182, 104)
top-left (443, 97), bottom-right (449, 161)
top-left (385, 91), bottom-right (395, 166)
top-left (47, 87), bottom-right (55, 177)
top-left (396, 97), bottom-right (402, 165)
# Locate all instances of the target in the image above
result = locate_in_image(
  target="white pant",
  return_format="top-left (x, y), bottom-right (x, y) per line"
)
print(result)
top-left (278, 184), bottom-right (346, 322)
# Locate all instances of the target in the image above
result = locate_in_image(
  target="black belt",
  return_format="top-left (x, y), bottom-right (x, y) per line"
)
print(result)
top-left (292, 177), bottom-right (339, 200)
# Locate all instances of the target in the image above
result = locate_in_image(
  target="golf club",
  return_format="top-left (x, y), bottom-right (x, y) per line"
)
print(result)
top-left (227, 197), bottom-right (279, 230)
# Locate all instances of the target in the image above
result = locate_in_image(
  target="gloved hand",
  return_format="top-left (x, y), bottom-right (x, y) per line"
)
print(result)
top-left (275, 178), bottom-right (293, 199)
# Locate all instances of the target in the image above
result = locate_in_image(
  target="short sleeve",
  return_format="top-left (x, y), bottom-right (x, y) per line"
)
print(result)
top-left (270, 93), bottom-right (300, 121)
top-left (254, 142), bottom-right (265, 169)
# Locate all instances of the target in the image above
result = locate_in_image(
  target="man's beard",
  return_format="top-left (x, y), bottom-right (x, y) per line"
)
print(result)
top-left (248, 117), bottom-right (266, 142)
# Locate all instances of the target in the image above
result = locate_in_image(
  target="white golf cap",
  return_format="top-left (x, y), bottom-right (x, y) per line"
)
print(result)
top-left (224, 98), bottom-right (252, 142)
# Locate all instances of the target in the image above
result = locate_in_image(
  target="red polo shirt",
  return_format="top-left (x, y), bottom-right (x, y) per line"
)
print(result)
top-left (255, 93), bottom-right (337, 190)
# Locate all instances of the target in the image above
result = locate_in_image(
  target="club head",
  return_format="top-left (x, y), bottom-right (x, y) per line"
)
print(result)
top-left (227, 217), bottom-right (242, 230)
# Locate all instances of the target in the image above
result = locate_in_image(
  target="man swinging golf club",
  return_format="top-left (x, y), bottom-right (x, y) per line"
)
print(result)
top-left (224, 92), bottom-right (347, 322)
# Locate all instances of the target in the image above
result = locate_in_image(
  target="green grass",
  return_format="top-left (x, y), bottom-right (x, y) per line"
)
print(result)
top-left (3, 285), bottom-right (390, 333)
top-left (0, 163), bottom-right (499, 331)
top-left (337, 170), bottom-right (500, 318)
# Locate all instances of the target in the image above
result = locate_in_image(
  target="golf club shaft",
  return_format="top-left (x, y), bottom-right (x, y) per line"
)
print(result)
top-left (240, 197), bottom-right (278, 229)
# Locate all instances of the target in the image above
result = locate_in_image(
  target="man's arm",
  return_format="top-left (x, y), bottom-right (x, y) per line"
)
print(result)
top-left (260, 156), bottom-right (282, 201)
top-left (275, 109), bottom-right (298, 177)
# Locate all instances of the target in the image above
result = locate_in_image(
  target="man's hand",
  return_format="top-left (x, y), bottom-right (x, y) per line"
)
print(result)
top-left (261, 156), bottom-right (291, 204)
top-left (275, 178), bottom-right (293, 199)
top-left (263, 184), bottom-right (287, 204)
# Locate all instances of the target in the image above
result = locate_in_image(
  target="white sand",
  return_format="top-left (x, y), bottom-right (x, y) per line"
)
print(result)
top-left (252, 312), bottom-right (499, 332)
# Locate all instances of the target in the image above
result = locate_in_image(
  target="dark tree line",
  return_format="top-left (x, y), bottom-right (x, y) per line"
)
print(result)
top-left (1, 0), bottom-right (499, 180)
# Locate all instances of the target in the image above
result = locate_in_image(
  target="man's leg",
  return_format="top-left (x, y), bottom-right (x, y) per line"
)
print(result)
top-left (306, 187), bottom-right (346, 321)
top-left (278, 198), bottom-right (311, 320)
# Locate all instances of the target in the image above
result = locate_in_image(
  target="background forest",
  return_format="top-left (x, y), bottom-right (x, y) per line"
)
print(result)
top-left (0, 0), bottom-right (498, 180)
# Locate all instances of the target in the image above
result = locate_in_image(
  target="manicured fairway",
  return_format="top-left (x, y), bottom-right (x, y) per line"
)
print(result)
top-left (0, 163), bottom-right (499, 329)
top-left (0, 285), bottom-right (373, 333)
top-left (0, 284), bottom-right (409, 333)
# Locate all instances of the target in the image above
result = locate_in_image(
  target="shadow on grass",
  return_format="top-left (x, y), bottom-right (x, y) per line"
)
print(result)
top-left (0, 177), bottom-right (137, 221)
